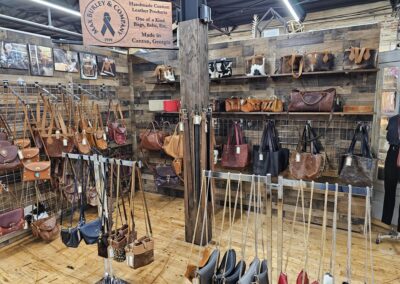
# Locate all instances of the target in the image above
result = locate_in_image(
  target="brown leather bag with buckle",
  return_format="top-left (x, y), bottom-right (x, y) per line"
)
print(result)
top-left (23, 161), bottom-right (51, 181)
top-left (240, 98), bottom-right (262, 112)
top-left (280, 54), bottom-right (304, 78)
top-left (288, 88), bottom-right (336, 112)
top-left (42, 110), bottom-right (64, 158)
top-left (261, 98), bottom-right (284, 112)
top-left (31, 216), bottom-right (59, 242)
top-left (225, 98), bottom-right (241, 112)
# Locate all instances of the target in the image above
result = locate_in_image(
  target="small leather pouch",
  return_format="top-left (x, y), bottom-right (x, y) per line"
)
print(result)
top-left (21, 148), bottom-right (40, 164)
top-left (0, 145), bottom-right (21, 171)
top-left (23, 161), bottom-right (51, 182)
top-left (0, 208), bottom-right (24, 236)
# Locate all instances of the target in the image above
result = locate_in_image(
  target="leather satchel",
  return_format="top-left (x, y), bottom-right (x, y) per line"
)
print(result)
top-left (74, 131), bottom-right (91, 154)
top-left (31, 216), bottom-right (59, 242)
top-left (225, 98), bottom-right (241, 112)
top-left (288, 88), bottom-right (336, 112)
top-left (253, 121), bottom-right (289, 176)
top-left (94, 104), bottom-right (107, 150)
top-left (240, 98), bottom-right (262, 112)
top-left (261, 98), bottom-right (284, 112)
top-left (127, 236), bottom-right (154, 269)
top-left (0, 145), bottom-right (22, 171)
top-left (289, 123), bottom-right (325, 180)
top-left (163, 124), bottom-right (183, 159)
top-left (280, 54), bottom-right (304, 78)
top-left (0, 208), bottom-right (24, 236)
top-left (107, 104), bottom-right (127, 145)
top-left (154, 165), bottom-right (180, 188)
top-left (221, 122), bottom-right (249, 169)
top-left (140, 122), bottom-right (166, 151)
top-left (21, 148), bottom-right (40, 164)
top-left (339, 124), bottom-right (377, 186)
top-left (14, 139), bottom-right (30, 149)
top-left (343, 47), bottom-right (378, 70)
top-left (304, 52), bottom-right (334, 72)
top-left (23, 161), bottom-right (51, 182)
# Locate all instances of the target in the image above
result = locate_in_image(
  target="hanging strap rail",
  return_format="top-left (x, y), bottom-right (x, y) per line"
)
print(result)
top-left (3, 81), bottom-right (28, 105)
top-left (71, 82), bottom-right (98, 100)
top-left (61, 152), bottom-right (138, 168)
top-left (34, 82), bottom-right (58, 100)
top-left (204, 171), bottom-right (370, 197)
top-left (58, 83), bottom-right (80, 101)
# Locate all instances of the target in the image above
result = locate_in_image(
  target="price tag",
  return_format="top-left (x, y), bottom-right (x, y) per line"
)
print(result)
top-left (236, 146), bottom-right (241, 154)
top-left (55, 130), bottom-right (60, 139)
top-left (103, 133), bottom-right (107, 141)
top-left (63, 138), bottom-right (68, 146)
top-left (205, 122), bottom-right (208, 133)
top-left (105, 126), bottom-right (109, 133)
top-left (88, 121), bottom-right (92, 128)
top-left (259, 153), bottom-right (264, 161)
top-left (18, 150), bottom-right (24, 160)
top-left (108, 246), bottom-right (114, 258)
top-left (78, 185), bottom-right (82, 193)
top-left (82, 138), bottom-right (87, 145)
top-left (295, 153), bottom-right (301, 162)
top-left (345, 156), bottom-right (352, 166)
top-left (179, 122), bottom-right (184, 132)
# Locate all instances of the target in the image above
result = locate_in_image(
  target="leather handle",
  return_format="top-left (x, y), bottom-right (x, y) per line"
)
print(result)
top-left (300, 92), bottom-right (326, 106)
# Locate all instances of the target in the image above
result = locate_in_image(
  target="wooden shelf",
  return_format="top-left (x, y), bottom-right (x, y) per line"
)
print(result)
top-left (212, 111), bottom-right (375, 116)
top-left (145, 69), bottom-right (379, 84)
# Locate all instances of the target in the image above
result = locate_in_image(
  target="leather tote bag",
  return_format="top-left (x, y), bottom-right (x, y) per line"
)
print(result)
top-left (289, 123), bottom-right (325, 180)
top-left (288, 89), bottom-right (336, 112)
top-left (253, 121), bottom-right (289, 176)
top-left (140, 121), bottom-right (166, 151)
top-left (225, 98), bottom-right (241, 112)
top-left (0, 208), bottom-right (24, 237)
top-left (280, 54), bottom-right (304, 78)
top-left (221, 122), bottom-right (250, 169)
top-left (304, 52), bottom-right (334, 72)
top-left (339, 124), bottom-right (377, 187)
top-left (163, 124), bottom-right (183, 159)
top-left (343, 47), bottom-right (378, 70)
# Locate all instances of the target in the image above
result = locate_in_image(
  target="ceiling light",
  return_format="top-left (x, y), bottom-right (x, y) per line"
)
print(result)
top-left (30, 0), bottom-right (81, 17)
top-left (282, 0), bottom-right (300, 22)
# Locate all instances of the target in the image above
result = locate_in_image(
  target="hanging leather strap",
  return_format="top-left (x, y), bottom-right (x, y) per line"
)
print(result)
top-left (317, 183), bottom-right (329, 282)
top-left (397, 117), bottom-right (400, 167)
top-left (329, 184), bottom-right (339, 279)
top-left (346, 185), bottom-right (353, 283)
top-left (127, 162), bottom-right (136, 241)
top-left (303, 181), bottom-right (315, 284)
top-left (136, 167), bottom-right (152, 237)
top-left (114, 161), bottom-right (121, 233)
top-left (13, 97), bottom-right (19, 139)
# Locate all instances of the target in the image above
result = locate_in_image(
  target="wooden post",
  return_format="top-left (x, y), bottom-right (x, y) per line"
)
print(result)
top-left (179, 19), bottom-right (211, 244)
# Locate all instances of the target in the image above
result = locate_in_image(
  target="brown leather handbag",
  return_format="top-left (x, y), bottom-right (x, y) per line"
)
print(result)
top-left (225, 98), bottom-right (241, 112)
top-left (42, 111), bottom-right (64, 158)
top-left (31, 215), bottom-right (59, 242)
top-left (21, 148), bottom-right (40, 164)
top-left (0, 145), bottom-right (22, 171)
top-left (221, 122), bottom-right (250, 169)
top-left (0, 208), bottom-right (24, 236)
top-left (304, 52), bottom-right (334, 72)
top-left (23, 161), bottom-right (51, 181)
top-left (261, 98), bottom-right (284, 112)
top-left (140, 122), bottom-right (166, 151)
top-left (94, 104), bottom-right (107, 150)
top-left (289, 122), bottom-right (325, 180)
top-left (280, 54), bottom-right (304, 78)
top-left (163, 124), bottom-right (183, 159)
top-left (288, 88), bottom-right (336, 112)
top-left (56, 111), bottom-right (75, 153)
top-left (240, 98), bottom-right (262, 112)
top-left (343, 47), bottom-right (378, 70)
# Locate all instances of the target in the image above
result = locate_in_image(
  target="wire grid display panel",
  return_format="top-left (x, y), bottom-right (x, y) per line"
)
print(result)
top-left (213, 116), bottom-right (373, 174)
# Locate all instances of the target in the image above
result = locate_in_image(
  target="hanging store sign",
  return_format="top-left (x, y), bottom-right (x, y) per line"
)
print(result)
top-left (80, 0), bottom-right (173, 49)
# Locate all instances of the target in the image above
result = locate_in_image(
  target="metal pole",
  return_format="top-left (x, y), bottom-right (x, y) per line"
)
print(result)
top-left (47, 8), bottom-right (52, 26)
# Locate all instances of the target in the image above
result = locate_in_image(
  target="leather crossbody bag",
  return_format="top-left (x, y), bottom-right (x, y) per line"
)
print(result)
top-left (74, 106), bottom-right (91, 155)
top-left (288, 88), bottom-right (336, 112)
top-left (94, 104), bottom-right (107, 150)
top-left (289, 122), bottom-right (326, 180)
top-left (107, 102), bottom-right (127, 145)
top-left (20, 106), bottom-right (40, 164)
top-left (13, 98), bottom-right (31, 149)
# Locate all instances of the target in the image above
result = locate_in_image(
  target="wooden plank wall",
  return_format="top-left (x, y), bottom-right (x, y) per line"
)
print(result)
top-left (130, 24), bottom-right (380, 231)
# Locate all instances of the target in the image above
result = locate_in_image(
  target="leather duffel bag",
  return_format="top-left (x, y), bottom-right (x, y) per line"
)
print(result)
top-left (288, 88), bottom-right (336, 112)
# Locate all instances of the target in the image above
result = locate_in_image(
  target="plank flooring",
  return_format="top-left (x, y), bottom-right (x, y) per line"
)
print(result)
top-left (0, 192), bottom-right (399, 284)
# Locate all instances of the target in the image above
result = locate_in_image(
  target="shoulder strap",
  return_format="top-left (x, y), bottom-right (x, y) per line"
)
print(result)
top-left (13, 97), bottom-right (19, 139)
top-left (136, 167), bottom-right (152, 236)
top-left (127, 162), bottom-right (136, 239)
top-left (114, 161), bottom-right (121, 232)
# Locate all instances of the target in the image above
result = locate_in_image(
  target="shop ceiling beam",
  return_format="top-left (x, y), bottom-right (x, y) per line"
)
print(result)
top-left (0, 13), bottom-right (82, 38)
top-left (179, 0), bottom-right (210, 245)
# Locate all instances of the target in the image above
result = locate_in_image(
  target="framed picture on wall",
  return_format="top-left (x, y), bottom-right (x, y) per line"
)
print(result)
top-left (79, 52), bottom-right (97, 80)
top-left (28, 44), bottom-right (54, 76)
top-left (53, 49), bottom-right (79, 73)
top-left (97, 55), bottom-right (116, 77)
top-left (0, 42), bottom-right (29, 70)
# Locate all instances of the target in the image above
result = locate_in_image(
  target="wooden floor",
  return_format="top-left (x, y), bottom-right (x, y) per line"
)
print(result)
top-left (0, 192), bottom-right (399, 284)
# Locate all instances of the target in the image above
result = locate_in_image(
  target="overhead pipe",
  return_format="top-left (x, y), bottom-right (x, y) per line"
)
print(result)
top-left (0, 13), bottom-right (82, 38)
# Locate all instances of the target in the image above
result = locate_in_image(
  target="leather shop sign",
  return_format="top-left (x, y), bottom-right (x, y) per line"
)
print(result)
top-left (80, 0), bottom-right (173, 48)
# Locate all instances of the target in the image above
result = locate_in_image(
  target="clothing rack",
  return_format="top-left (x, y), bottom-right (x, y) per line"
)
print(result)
top-left (204, 170), bottom-right (370, 197)
top-left (62, 152), bottom-right (138, 284)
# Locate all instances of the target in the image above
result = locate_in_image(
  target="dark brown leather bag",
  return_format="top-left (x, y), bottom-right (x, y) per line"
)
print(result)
top-left (289, 123), bottom-right (325, 180)
top-left (221, 122), bottom-right (249, 169)
top-left (225, 98), bottom-right (241, 112)
top-left (240, 98), bottom-right (262, 112)
top-left (280, 54), bottom-right (304, 78)
top-left (31, 216), bottom-right (59, 242)
top-left (343, 47), bottom-right (378, 70)
top-left (304, 52), bottom-right (334, 72)
top-left (288, 88), bottom-right (336, 112)
top-left (0, 208), bottom-right (24, 236)
top-left (140, 122), bottom-right (166, 151)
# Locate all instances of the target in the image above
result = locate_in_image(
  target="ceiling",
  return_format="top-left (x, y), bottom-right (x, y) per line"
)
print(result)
top-left (0, 0), bottom-right (388, 41)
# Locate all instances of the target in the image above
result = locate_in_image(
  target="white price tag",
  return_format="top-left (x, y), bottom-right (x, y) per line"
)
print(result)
top-left (179, 122), bottom-right (184, 132)
top-left (103, 133), bottom-right (107, 140)
top-left (55, 130), bottom-right (60, 139)
top-left (295, 153), bottom-right (301, 162)
top-left (259, 153), bottom-right (264, 161)
top-left (78, 185), bottom-right (82, 193)
top-left (63, 138), bottom-right (68, 146)
top-left (345, 156), bottom-right (352, 166)
top-left (108, 246), bottom-right (114, 258)
top-left (105, 126), bottom-right (109, 133)
top-left (18, 150), bottom-right (24, 160)
top-left (82, 138), bottom-right (87, 145)
top-left (236, 146), bottom-right (241, 154)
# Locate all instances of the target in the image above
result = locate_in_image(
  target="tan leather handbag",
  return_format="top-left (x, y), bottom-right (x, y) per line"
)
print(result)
top-left (280, 54), bottom-right (304, 78)
top-left (23, 161), bottom-right (51, 181)
top-left (225, 98), bottom-right (241, 112)
top-left (94, 104), bottom-right (107, 150)
top-left (240, 98), bottom-right (262, 112)
top-left (163, 124), bottom-right (183, 159)
top-left (21, 148), bottom-right (40, 164)
top-left (261, 98), bottom-right (284, 112)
